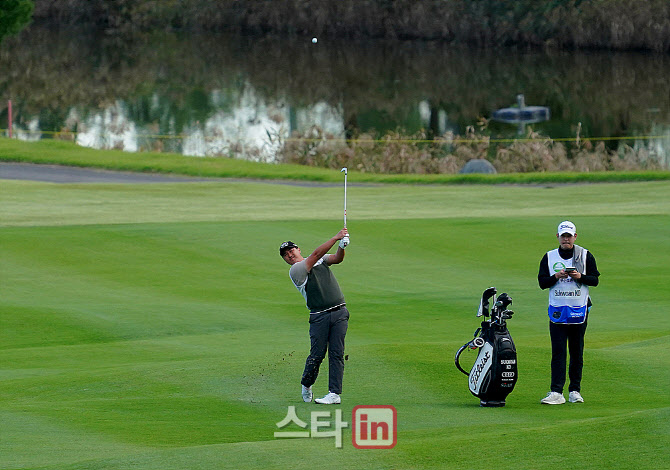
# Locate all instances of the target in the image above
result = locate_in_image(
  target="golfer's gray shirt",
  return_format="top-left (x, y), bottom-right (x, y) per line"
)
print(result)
top-left (289, 256), bottom-right (345, 314)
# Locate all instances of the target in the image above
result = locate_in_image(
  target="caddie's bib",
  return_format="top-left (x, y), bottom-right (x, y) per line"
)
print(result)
top-left (546, 248), bottom-right (590, 324)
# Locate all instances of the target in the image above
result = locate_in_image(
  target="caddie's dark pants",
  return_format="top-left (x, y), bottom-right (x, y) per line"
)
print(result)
top-left (301, 306), bottom-right (349, 395)
top-left (549, 319), bottom-right (588, 393)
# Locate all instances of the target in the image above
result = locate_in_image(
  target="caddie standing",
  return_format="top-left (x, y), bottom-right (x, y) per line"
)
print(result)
top-left (538, 221), bottom-right (600, 405)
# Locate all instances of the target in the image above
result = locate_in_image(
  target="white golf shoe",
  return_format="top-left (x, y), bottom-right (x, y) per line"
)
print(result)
top-left (314, 392), bottom-right (341, 404)
top-left (569, 391), bottom-right (584, 403)
top-left (541, 391), bottom-right (566, 405)
top-left (301, 385), bottom-right (313, 403)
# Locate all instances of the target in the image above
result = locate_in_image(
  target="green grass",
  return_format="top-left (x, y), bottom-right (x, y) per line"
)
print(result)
top-left (2, 138), bottom-right (670, 184)
top-left (1, 174), bottom-right (669, 469)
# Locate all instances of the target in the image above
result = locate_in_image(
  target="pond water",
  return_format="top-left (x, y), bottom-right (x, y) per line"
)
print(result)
top-left (1, 26), bottom-right (669, 166)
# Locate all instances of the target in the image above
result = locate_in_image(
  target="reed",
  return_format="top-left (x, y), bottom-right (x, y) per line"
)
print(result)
top-left (278, 126), bottom-right (668, 174)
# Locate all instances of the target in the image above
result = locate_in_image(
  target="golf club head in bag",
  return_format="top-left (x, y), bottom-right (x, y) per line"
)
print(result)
top-left (477, 287), bottom-right (497, 317)
top-left (455, 288), bottom-right (518, 407)
top-left (491, 292), bottom-right (515, 327)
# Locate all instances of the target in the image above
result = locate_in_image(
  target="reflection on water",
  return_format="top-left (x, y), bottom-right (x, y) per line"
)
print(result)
top-left (72, 102), bottom-right (139, 152)
top-left (66, 89), bottom-right (347, 160)
top-left (1, 26), bottom-right (669, 165)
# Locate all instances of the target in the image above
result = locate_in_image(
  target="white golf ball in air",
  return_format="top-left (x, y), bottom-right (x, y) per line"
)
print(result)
top-left (312, 37), bottom-right (318, 44)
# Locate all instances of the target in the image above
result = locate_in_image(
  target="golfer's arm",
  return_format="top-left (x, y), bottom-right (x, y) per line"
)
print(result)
top-left (328, 246), bottom-right (345, 265)
top-left (305, 236), bottom-right (341, 271)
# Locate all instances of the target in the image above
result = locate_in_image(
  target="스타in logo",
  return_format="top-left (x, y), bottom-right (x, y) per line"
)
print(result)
top-left (352, 406), bottom-right (397, 449)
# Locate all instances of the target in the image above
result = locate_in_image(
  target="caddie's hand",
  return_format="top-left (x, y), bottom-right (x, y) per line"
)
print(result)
top-left (567, 270), bottom-right (581, 280)
top-left (555, 270), bottom-right (569, 279)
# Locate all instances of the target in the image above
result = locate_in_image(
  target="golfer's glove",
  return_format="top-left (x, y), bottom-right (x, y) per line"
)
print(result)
top-left (339, 236), bottom-right (350, 249)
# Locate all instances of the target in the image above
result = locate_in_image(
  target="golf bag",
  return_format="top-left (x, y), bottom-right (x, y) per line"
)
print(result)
top-left (455, 287), bottom-right (518, 407)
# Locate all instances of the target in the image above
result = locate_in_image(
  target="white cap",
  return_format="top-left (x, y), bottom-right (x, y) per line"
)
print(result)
top-left (557, 220), bottom-right (576, 236)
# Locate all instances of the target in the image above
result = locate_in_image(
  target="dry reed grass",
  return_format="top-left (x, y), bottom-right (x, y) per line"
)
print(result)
top-left (278, 126), bottom-right (667, 174)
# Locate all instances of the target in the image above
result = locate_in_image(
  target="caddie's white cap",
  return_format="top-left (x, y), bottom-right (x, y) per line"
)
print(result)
top-left (557, 220), bottom-right (576, 236)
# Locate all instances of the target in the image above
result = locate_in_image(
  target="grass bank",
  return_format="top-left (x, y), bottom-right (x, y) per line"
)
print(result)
top-left (2, 138), bottom-right (669, 185)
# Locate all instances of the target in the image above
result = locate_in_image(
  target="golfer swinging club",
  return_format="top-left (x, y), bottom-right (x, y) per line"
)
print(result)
top-left (280, 228), bottom-right (350, 404)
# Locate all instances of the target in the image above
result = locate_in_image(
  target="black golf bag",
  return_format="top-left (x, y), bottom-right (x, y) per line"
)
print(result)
top-left (455, 287), bottom-right (518, 407)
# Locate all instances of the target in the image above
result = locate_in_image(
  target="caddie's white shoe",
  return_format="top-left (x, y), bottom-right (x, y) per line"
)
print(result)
top-left (314, 392), bottom-right (341, 404)
top-left (541, 391), bottom-right (566, 405)
top-left (301, 385), bottom-right (313, 403)
top-left (569, 391), bottom-right (584, 403)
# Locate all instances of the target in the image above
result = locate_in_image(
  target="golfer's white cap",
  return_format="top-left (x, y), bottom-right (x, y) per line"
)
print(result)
top-left (557, 220), bottom-right (576, 236)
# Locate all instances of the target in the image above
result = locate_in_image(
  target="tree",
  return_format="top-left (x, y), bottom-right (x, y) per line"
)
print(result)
top-left (0, 0), bottom-right (34, 43)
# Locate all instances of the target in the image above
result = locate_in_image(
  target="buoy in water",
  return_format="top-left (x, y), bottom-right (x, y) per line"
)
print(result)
top-left (492, 94), bottom-right (550, 134)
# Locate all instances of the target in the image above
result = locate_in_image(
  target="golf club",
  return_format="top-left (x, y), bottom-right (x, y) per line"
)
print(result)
top-left (341, 167), bottom-right (347, 227)
top-left (340, 167), bottom-right (349, 247)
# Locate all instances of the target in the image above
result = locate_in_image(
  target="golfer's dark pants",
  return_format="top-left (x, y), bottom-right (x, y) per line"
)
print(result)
top-left (301, 306), bottom-right (349, 395)
top-left (549, 319), bottom-right (588, 393)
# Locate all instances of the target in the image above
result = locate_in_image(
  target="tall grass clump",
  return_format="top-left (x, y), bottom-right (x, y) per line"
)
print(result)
top-left (279, 128), bottom-right (472, 174)
top-left (278, 126), bottom-right (668, 174)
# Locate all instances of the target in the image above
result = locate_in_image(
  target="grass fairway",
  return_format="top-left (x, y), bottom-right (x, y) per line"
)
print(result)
top-left (1, 177), bottom-right (669, 469)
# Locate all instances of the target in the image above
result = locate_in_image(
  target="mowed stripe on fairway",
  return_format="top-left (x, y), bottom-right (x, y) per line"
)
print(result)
top-left (1, 179), bottom-right (669, 226)
top-left (1, 180), bottom-right (669, 469)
